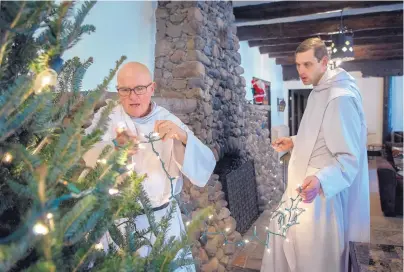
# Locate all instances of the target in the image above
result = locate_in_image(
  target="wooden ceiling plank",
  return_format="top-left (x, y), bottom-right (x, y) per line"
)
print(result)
top-left (238, 11), bottom-right (403, 41)
top-left (260, 37), bottom-right (403, 54)
top-left (248, 28), bottom-right (403, 47)
top-left (275, 50), bottom-right (404, 65)
top-left (234, 1), bottom-right (402, 22)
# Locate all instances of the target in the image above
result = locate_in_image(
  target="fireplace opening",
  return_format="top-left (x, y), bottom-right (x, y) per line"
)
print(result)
top-left (214, 154), bottom-right (260, 234)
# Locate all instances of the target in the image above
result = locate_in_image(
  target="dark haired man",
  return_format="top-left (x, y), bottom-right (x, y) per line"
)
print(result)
top-left (262, 38), bottom-right (370, 272)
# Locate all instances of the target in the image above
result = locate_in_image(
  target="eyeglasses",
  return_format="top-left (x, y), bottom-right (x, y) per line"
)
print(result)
top-left (116, 82), bottom-right (153, 97)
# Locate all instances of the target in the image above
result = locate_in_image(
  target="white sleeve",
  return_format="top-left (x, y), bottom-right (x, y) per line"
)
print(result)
top-left (169, 115), bottom-right (216, 188)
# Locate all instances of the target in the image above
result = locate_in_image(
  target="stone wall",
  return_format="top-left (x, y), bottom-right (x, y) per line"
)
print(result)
top-left (154, 1), bottom-right (246, 271)
top-left (244, 105), bottom-right (285, 212)
top-left (153, 1), bottom-right (285, 271)
top-left (154, 1), bottom-right (246, 159)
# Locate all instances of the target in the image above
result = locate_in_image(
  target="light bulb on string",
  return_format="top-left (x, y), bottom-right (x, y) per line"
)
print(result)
top-left (33, 69), bottom-right (58, 94)
top-left (108, 188), bottom-right (119, 195)
top-left (116, 122), bottom-right (126, 133)
top-left (97, 159), bottom-right (107, 164)
top-left (2, 152), bottom-right (13, 163)
top-left (33, 222), bottom-right (49, 235)
top-left (126, 163), bottom-right (135, 170)
top-left (94, 243), bottom-right (104, 250)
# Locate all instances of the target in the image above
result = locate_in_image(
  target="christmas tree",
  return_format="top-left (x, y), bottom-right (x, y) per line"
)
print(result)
top-left (0, 1), bottom-right (211, 271)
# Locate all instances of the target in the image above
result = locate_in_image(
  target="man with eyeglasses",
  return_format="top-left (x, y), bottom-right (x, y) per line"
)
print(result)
top-left (83, 62), bottom-right (216, 270)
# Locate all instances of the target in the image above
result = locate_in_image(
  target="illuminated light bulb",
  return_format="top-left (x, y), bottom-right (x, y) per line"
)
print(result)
top-left (33, 222), bottom-right (49, 235)
top-left (47, 213), bottom-right (53, 219)
top-left (126, 163), bottom-right (135, 170)
top-left (108, 188), bottom-right (119, 195)
top-left (116, 122), bottom-right (126, 133)
top-left (225, 227), bottom-right (230, 232)
top-left (2, 152), bottom-right (13, 163)
top-left (244, 239), bottom-right (249, 243)
top-left (345, 40), bottom-right (350, 45)
top-left (34, 69), bottom-right (58, 94)
top-left (333, 48), bottom-right (337, 53)
top-left (342, 47), bottom-right (347, 52)
top-left (94, 243), bottom-right (104, 250)
top-left (335, 60), bottom-right (342, 67)
top-left (331, 43), bottom-right (335, 47)
top-left (349, 47), bottom-right (353, 52)
top-left (97, 159), bottom-right (107, 164)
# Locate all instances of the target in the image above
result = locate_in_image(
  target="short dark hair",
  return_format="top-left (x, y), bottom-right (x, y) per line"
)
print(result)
top-left (295, 37), bottom-right (329, 62)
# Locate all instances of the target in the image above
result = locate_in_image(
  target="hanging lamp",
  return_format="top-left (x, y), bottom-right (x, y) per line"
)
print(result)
top-left (330, 10), bottom-right (354, 64)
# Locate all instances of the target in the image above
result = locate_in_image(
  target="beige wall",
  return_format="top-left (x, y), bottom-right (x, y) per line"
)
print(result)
top-left (282, 71), bottom-right (384, 145)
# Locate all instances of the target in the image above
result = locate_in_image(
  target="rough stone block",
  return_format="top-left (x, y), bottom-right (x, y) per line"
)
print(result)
top-left (152, 97), bottom-right (197, 114)
top-left (202, 257), bottom-right (219, 271)
top-left (170, 13), bottom-right (186, 23)
top-left (166, 22), bottom-right (182, 37)
top-left (173, 61), bottom-right (205, 79)
top-left (187, 7), bottom-right (204, 22)
top-left (155, 8), bottom-right (169, 18)
top-left (171, 79), bottom-right (187, 89)
top-left (187, 77), bottom-right (206, 89)
top-left (155, 39), bottom-right (172, 57)
top-left (234, 66), bottom-right (244, 75)
top-left (170, 50), bottom-right (186, 63)
top-left (187, 50), bottom-right (211, 66)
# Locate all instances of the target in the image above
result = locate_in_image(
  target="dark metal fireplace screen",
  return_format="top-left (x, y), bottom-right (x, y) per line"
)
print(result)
top-left (215, 158), bottom-right (260, 234)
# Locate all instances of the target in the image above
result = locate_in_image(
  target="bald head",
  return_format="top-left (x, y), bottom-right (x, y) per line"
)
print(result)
top-left (116, 61), bottom-right (155, 118)
top-left (117, 62), bottom-right (152, 84)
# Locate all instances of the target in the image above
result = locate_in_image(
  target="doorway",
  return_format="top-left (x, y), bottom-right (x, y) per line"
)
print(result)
top-left (288, 89), bottom-right (311, 136)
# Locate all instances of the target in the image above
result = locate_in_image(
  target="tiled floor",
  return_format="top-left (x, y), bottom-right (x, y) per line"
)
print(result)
top-left (230, 160), bottom-right (403, 271)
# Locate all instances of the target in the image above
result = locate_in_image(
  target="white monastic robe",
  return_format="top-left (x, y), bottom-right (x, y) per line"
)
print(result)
top-left (261, 68), bottom-right (370, 272)
top-left (83, 101), bottom-right (216, 271)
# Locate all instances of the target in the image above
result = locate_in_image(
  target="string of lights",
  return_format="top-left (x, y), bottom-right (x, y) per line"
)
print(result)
top-left (141, 131), bottom-right (306, 251)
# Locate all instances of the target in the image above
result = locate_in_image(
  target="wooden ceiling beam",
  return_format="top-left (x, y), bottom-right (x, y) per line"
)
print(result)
top-left (260, 37), bottom-right (404, 54)
top-left (248, 28), bottom-right (403, 47)
top-left (238, 11), bottom-right (403, 41)
top-left (275, 49), bottom-right (403, 65)
top-left (234, 1), bottom-right (401, 22)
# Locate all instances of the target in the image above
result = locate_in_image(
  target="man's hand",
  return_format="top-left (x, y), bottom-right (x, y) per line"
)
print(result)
top-left (272, 137), bottom-right (294, 152)
top-left (297, 176), bottom-right (322, 203)
top-left (154, 120), bottom-right (187, 145)
top-left (114, 128), bottom-right (139, 155)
